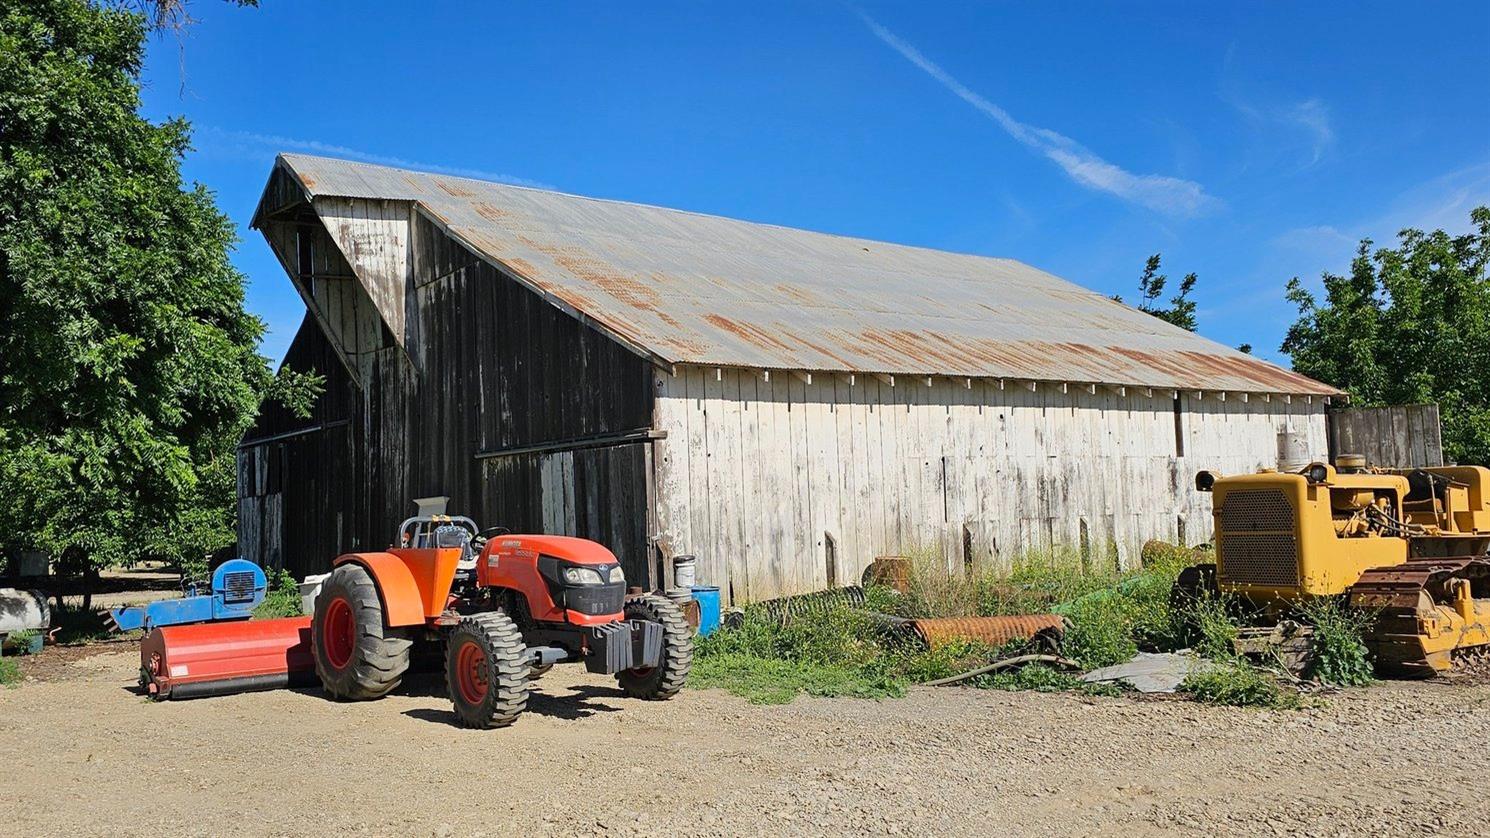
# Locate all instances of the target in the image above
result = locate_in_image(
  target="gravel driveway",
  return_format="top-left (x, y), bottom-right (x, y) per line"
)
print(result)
top-left (3, 648), bottom-right (1486, 836)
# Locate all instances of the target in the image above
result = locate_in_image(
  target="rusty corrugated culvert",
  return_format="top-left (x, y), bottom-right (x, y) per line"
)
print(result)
top-left (907, 614), bottom-right (1066, 649)
top-left (755, 586), bottom-right (867, 625)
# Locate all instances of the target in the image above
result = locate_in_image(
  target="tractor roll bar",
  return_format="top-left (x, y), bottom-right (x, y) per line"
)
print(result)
top-left (398, 515), bottom-right (480, 548)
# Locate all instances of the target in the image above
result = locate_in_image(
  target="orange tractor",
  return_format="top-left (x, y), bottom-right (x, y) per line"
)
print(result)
top-left (311, 513), bottom-right (691, 727)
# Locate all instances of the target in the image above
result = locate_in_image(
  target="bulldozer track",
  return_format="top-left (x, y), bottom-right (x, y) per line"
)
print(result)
top-left (1347, 556), bottom-right (1490, 677)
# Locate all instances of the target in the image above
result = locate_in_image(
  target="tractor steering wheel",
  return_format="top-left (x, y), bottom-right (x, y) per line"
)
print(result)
top-left (470, 525), bottom-right (511, 550)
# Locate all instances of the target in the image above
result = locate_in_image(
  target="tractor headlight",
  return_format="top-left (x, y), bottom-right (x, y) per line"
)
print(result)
top-left (608, 565), bottom-right (625, 584)
top-left (561, 566), bottom-right (606, 586)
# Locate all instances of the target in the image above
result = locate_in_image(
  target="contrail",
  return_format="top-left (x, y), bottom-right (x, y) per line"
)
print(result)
top-left (855, 10), bottom-right (1221, 217)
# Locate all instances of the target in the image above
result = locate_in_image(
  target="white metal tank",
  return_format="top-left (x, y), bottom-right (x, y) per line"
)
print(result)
top-left (1277, 428), bottom-right (1312, 473)
top-left (0, 588), bottom-right (50, 634)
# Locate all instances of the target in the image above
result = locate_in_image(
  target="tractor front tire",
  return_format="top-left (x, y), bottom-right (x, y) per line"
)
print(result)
top-left (445, 612), bottom-right (531, 729)
top-left (312, 563), bottom-right (413, 701)
top-left (616, 594), bottom-right (692, 700)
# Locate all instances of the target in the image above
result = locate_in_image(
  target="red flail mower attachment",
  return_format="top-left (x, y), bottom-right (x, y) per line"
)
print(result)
top-left (139, 616), bottom-right (316, 700)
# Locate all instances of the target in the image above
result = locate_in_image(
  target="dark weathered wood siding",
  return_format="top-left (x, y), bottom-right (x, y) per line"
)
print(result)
top-left (237, 315), bottom-right (361, 574)
top-left (238, 208), bottom-right (655, 581)
top-left (1328, 404), bottom-right (1444, 468)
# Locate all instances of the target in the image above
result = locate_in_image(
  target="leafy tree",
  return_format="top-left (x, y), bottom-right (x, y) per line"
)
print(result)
top-left (1114, 253), bottom-right (1199, 331)
top-left (0, 0), bottom-right (314, 597)
top-left (1237, 343), bottom-right (1253, 355)
top-left (1282, 207), bottom-right (1490, 464)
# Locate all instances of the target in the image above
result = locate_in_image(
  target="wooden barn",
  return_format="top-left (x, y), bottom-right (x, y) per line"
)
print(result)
top-left (238, 153), bottom-right (1340, 603)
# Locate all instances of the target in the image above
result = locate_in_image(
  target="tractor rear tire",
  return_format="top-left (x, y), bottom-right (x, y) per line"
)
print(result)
top-left (616, 594), bottom-right (692, 700)
top-left (445, 612), bottom-right (530, 728)
top-left (312, 563), bottom-right (412, 701)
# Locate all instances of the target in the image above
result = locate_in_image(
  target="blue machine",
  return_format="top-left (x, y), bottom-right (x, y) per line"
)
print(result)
top-left (107, 559), bottom-right (267, 633)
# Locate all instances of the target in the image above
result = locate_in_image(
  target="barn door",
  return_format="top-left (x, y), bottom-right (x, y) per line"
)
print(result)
top-left (533, 442), bottom-right (652, 586)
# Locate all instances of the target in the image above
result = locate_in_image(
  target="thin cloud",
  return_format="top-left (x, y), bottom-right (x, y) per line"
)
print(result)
top-left (1260, 159), bottom-right (1490, 313)
top-left (1277, 160), bottom-right (1490, 265)
top-left (1220, 48), bottom-right (1335, 170)
top-left (1286, 99), bottom-right (1334, 165)
top-left (197, 127), bottom-right (555, 190)
top-left (1231, 97), bottom-right (1335, 168)
top-left (855, 11), bottom-right (1221, 217)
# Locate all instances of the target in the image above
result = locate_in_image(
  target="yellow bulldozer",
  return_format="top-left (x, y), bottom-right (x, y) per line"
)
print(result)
top-left (1186, 455), bottom-right (1490, 676)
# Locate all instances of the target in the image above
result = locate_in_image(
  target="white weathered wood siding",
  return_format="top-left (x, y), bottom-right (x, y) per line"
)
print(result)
top-left (653, 365), bottom-right (1329, 604)
top-left (315, 197), bottom-right (412, 348)
top-left (258, 193), bottom-right (411, 391)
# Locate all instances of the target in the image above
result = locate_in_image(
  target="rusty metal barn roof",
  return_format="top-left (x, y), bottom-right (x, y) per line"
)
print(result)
top-left (270, 153), bottom-right (1338, 396)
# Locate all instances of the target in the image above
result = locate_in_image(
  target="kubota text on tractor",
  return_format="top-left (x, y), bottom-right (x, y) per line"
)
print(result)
top-left (311, 513), bottom-right (692, 727)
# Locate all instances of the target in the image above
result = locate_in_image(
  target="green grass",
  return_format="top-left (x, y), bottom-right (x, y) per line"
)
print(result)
top-left (973, 662), bottom-right (1126, 697)
top-left (1185, 592), bottom-right (1243, 660)
top-left (874, 543), bottom-right (1203, 671)
top-left (691, 595), bottom-right (1000, 703)
top-left (1048, 544), bottom-right (1197, 667)
top-left (253, 569), bottom-right (303, 619)
top-left (1179, 660), bottom-right (1300, 709)
top-left (690, 654), bottom-right (905, 704)
top-left (880, 545), bottom-right (1140, 620)
top-left (692, 540), bottom-right (1322, 709)
top-left (693, 542), bottom-right (1210, 704)
top-left (0, 657), bottom-right (19, 688)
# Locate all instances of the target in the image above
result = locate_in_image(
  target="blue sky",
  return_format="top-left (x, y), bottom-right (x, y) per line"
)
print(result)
top-left (137, 1), bottom-right (1490, 366)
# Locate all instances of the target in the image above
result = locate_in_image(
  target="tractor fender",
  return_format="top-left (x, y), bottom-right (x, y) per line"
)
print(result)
top-left (332, 552), bottom-right (427, 627)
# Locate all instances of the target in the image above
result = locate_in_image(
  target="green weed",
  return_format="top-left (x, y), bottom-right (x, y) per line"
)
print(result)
top-left (694, 598), bottom-right (996, 703)
top-left (692, 540), bottom-right (1301, 707)
top-left (873, 637), bottom-right (1001, 684)
top-left (879, 542), bottom-right (1201, 669)
top-left (1184, 593), bottom-right (1243, 660)
top-left (696, 602), bottom-right (881, 665)
top-left (1295, 596), bottom-right (1375, 686)
top-left (3, 629), bottom-right (39, 655)
top-left (253, 569), bottom-right (303, 619)
top-left (1180, 660), bottom-right (1300, 709)
top-left (1050, 547), bottom-right (1199, 667)
top-left (1057, 589), bottom-right (1138, 668)
top-left (975, 662), bottom-right (1125, 697)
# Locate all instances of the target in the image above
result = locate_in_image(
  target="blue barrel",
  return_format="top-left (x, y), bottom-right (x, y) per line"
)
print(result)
top-left (691, 586), bottom-right (721, 636)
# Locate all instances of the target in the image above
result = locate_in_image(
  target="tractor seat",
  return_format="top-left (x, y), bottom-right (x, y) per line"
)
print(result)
top-left (433, 525), bottom-right (479, 571)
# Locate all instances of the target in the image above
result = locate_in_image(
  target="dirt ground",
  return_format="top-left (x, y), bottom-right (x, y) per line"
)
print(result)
top-left (4, 647), bottom-right (1489, 838)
